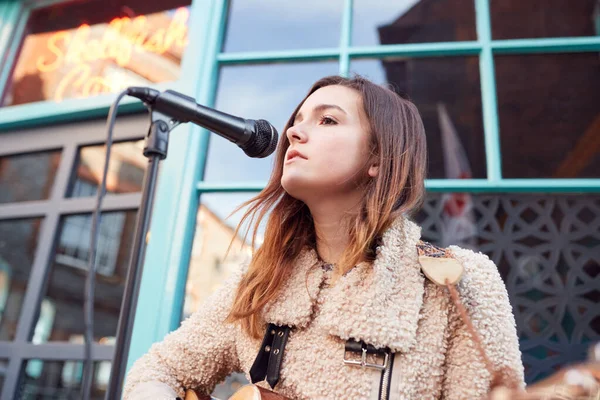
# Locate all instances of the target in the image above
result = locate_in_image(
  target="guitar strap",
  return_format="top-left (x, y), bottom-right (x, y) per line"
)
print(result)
top-left (415, 240), bottom-right (520, 393)
top-left (250, 323), bottom-right (291, 389)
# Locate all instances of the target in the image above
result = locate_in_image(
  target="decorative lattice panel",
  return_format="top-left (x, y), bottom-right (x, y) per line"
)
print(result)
top-left (415, 194), bottom-right (600, 383)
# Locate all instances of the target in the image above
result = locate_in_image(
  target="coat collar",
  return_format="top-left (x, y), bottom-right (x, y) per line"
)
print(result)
top-left (262, 216), bottom-right (425, 353)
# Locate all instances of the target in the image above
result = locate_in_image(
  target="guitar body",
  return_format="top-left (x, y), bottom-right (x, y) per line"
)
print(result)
top-left (489, 361), bottom-right (599, 400)
top-left (184, 384), bottom-right (290, 400)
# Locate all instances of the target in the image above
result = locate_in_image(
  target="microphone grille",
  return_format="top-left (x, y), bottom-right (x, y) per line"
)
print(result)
top-left (244, 119), bottom-right (278, 158)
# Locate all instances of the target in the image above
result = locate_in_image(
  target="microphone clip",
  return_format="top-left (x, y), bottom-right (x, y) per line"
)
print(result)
top-left (144, 109), bottom-right (182, 160)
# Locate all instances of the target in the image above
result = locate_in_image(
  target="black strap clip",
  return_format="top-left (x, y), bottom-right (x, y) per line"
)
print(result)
top-left (249, 323), bottom-right (291, 389)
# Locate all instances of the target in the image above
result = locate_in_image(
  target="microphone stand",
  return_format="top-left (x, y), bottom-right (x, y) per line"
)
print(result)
top-left (105, 108), bottom-right (180, 400)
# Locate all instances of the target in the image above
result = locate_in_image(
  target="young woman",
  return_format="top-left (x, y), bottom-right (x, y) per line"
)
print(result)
top-left (123, 76), bottom-right (525, 400)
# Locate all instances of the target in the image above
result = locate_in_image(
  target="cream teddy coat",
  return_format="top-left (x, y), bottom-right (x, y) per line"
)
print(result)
top-left (124, 217), bottom-right (525, 399)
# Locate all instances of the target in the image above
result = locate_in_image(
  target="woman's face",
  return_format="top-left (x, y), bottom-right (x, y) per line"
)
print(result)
top-left (281, 85), bottom-right (377, 204)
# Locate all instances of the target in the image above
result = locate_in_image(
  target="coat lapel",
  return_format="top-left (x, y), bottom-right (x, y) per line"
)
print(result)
top-left (262, 247), bottom-right (325, 329)
top-left (262, 216), bottom-right (425, 353)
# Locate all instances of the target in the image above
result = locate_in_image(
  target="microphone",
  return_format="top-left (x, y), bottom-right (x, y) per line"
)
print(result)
top-left (126, 87), bottom-right (279, 158)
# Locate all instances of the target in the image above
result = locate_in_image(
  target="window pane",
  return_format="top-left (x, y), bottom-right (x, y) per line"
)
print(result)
top-left (19, 360), bottom-right (108, 399)
top-left (203, 62), bottom-right (339, 182)
top-left (186, 193), bottom-right (260, 399)
top-left (184, 193), bottom-right (260, 318)
top-left (67, 140), bottom-right (146, 198)
top-left (496, 53), bottom-right (600, 178)
top-left (0, 218), bottom-right (43, 341)
top-left (350, 57), bottom-right (486, 179)
top-left (415, 193), bottom-right (600, 384)
top-left (2, 0), bottom-right (191, 106)
top-left (352, 0), bottom-right (476, 47)
top-left (36, 211), bottom-right (136, 342)
top-left (491, 1), bottom-right (598, 40)
top-left (223, 0), bottom-right (344, 52)
top-left (0, 150), bottom-right (61, 204)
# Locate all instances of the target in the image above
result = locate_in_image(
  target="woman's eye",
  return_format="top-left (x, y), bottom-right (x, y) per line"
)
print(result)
top-left (319, 116), bottom-right (337, 125)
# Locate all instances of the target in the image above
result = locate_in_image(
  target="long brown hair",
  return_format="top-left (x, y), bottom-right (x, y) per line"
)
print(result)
top-left (227, 75), bottom-right (427, 338)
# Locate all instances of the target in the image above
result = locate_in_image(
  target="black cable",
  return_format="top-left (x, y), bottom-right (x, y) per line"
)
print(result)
top-left (81, 89), bottom-right (131, 400)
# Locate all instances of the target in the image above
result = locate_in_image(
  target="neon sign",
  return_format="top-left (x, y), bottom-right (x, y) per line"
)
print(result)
top-left (35, 8), bottom-right (189, 102)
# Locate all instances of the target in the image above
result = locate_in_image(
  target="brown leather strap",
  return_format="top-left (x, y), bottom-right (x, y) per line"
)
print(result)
top-left (445, 278), bottom-right (520, 391)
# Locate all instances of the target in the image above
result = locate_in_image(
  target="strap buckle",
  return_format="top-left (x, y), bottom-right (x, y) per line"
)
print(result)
top-left (343, 340), bottom-right (390, 371)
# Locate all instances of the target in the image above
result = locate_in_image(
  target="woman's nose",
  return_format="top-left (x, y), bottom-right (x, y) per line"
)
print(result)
top-left (286, 124), bottom-right (307, 143)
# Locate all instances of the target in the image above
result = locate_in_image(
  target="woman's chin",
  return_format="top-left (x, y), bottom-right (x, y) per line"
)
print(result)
top-left (281, 176), bottom-right (314, 200)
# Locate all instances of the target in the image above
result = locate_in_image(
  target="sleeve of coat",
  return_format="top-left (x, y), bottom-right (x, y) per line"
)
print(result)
top-left (122, 266), bottom-right (246, 400)
top-left (442, 247), bottom-right (525, 399)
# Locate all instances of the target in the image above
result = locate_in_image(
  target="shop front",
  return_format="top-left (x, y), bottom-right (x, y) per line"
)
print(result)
top-left (0, 0), bottom-right (598, 398)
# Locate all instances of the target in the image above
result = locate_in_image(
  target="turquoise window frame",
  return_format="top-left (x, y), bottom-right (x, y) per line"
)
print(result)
top-left (133, 0), bottom-right (600, 376)
top-left (1, 0), bottom-right (599, 382)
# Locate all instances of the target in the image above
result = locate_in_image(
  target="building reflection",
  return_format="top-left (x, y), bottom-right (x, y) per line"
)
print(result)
top-left (184, 205), bottom-right (254, 318)
top-left (378, 0), bottom-right (599, 179)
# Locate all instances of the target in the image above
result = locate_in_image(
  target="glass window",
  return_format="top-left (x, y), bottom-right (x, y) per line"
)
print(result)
top-left (67, 140), bottom-right (146, 198)
top-left (350, 56), bottom-right (486, 179)
top-left (495, 53), bottom-right (600, 179)
top-left (203, 62), bottom-right (339, 182)
top-left (2, 0), bottom-right (192, 106)
top-left (0, 150), bottom-right (61, 204)
top-left (185, 193), bottom-right (262, 399)
top-left (19, 360), bottom-right (108, 399)
top-left (352, 0), bottom-right (476, 47)
top-left (222, 0), bottom-right (344, 53)
top-left (414, 192), bottom-right (600, 384)
top-left (184, 193), bottom-right (260, 318)
top-left (0, 218), bottom-right (43, 341)
top-left (491, 0), bottom-right (599, 40)
top-left (36, 210), bottom-right (136, 342)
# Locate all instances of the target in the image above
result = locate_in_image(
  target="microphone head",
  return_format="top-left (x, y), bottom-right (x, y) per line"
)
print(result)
top-left (243, 119), bottom-right (279, 158)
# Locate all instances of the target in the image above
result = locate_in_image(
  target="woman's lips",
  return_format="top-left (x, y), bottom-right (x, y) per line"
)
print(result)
top-left (286, 149), bottom-right (307, 162)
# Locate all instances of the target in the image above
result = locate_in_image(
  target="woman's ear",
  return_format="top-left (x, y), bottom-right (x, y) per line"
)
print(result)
top-left (368, 163), bottom-right (379, 178)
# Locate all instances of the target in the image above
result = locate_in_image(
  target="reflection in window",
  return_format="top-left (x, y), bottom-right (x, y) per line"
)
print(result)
top-left (0, 218), bottom-right (43, 341)
top-left (37, 210), bottom-right (136, 342)
top-left (68, 140), bottom-right (146, 197)
top-left (185, 193), bottom-right (261, 399)
top-left (491, 0), bottom-right (599, 40)
top-left (2, 0), bottom-right (191, 106)
top-left (184, 193), bottom-right (259, 318)
top-left (19, 360), bottom-right (107, 399)
top-left (204, 62), bottom-right (338, 182)
top-left (223, 0), bottom-right (343, 52)
top-left (350, 56), bottom-right (486, 179)
top-left (352, 0), bottom-right (476, 47)
top-left (495, 53), bottom-right (600, 178)
top-left (55, 213), bottom-right (126, 276)
top-left (0, 150), bottom-right (61, 204)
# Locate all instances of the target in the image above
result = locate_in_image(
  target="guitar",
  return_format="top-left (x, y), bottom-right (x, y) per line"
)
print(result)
top-left (184, 341), bottom-right (600, 400)
top-left (184, 384), bottom-right (290, 400)
top-left (183, 362), bottom-right (599, 400)
top-left (489, 345), bottom-right (600, 400)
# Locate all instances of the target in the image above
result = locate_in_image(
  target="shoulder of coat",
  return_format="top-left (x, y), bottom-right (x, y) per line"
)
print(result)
top-left (416, 240), bottom-right (464, 286)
